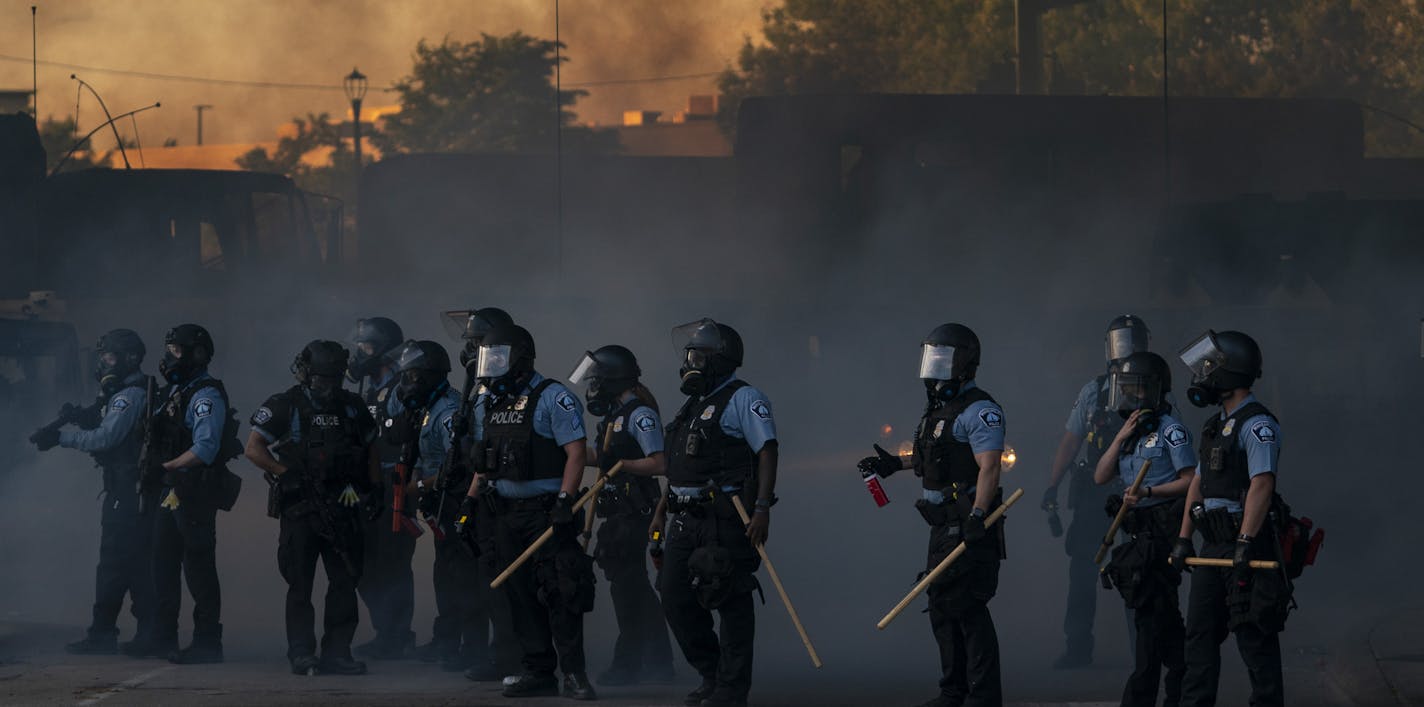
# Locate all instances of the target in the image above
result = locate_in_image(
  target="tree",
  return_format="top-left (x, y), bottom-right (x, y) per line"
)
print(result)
top-left (39, 116), bottom-right (113, 173)
top-left (717, 0), bottom-right (1424, 155)
top-left (235, 112), bottom-right (357, 204)
top-left (374, 33), bottom-right (618, 155)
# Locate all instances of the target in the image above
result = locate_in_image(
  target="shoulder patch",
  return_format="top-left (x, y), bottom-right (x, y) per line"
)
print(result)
top-left (252, 406), bottom-right (273, 426)
top-left (1164, 424), bottom-right (1188, 448)
top-left (1250, 420), bottom-right (1277, 444)
top-left (555, 391), bottom-right (577, 413)
top-left (110, 396), bottom-right (131, 412)
top-left (193, 398), bottom-right (214, 418)
top-left (635, 412), bottom-right (657, 432)
top-left (977, 407), bottom-right (1004, 429)
top-left (749, 400), bottom-right (772, 420)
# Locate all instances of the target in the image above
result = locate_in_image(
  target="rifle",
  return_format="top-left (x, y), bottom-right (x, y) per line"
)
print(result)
top-left (391, 414), bottom-right (425, 538)
top-left (135, 377), bottom-right (161, 515)
top-left (429, 376), bottom-right (478, 539)
top-left (275, 438), bottom-right (360, 578)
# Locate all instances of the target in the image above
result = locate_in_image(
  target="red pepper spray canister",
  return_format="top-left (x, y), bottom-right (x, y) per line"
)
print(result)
top-left (862, 468), bottom-right (891, 507)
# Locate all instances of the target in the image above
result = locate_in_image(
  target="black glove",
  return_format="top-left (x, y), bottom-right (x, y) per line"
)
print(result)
top-left (549, 492), bottom-right (575, 526)
top-left (1233, 536), bottom-right (1253, 569)
top-left (1104, 494), bottom-right (1124, 518)
top-left (454, 496), bottom-right (478, 534)
top-left (362, 493), bottom-right (383, 522)
top-left (1170, 536), bottom-right (1195, 571)
top-left (857, 443), bottom-right (902, 478)
top-left (416, 485), bottom-right (440, 517)
top-left (30, 427), bottom-right (60, 451)
top-left (963, 509), bottom-right (987, 544)
top-left (1040, 484), bottom-right (1059, 511)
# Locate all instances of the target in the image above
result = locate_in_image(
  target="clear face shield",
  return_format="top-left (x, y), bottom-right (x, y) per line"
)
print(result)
top-left (1178, 331), bottom-right (1227, 380)
top-left (440, 309), bottom-right (472, 341)
top-left (1105, 326), bottom-right (1147, 362)
top-left (1107, 371), bottom-right (1163, 415)
top-left (918, 344), bottom-right (957, 381)
top-left (568, 352), bottom-right (598, 385)
top-left (476, 344), bottom-right (512, 379)
top-left (672, 318), bottom-right (723, 367)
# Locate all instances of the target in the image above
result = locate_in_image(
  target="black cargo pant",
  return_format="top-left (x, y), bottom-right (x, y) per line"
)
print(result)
top-left (431, 492), bottom-right (489, 660)
top-left (279, 504), bottom-right (363, 661)
top-left (659, 496), bottom-right (760, 702)
top-left (358, 477), bottom-right (416, 647)
top-left (474, 496), bottom-right (522, 674)
top-left (151, 497), bottom-right (221, 647)
top-left (1063, 469), bottom-right (1114, 659)
top-left (922, 499), bottom-right (1003, 707)
top-left (594, 511), bottom-right (674, 676)
top-left (1106, 506), bottom-right (1186, 707)
top-left (491, 494), bottom-right (592, 676)
top-left (1182, 533), bottom-right (1287, 707)
top-left (90, 480), bottom-right (157, 642)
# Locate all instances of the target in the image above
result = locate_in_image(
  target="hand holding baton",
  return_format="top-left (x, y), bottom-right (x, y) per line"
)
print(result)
top-left (582, 426), bottom-right (616, 552)
top-left (1184, 557), bottom-right (1279, 570)
top-left (1094, 459), bottom-right (1152, 565)
top-left (729, 495), bottom-right (823, 669)
top-left (490, 461), bottom-right (623, 589)
top-left (877, 488), bottom-right (1024, 630)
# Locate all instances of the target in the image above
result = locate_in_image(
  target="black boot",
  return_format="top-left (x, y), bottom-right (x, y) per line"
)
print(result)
top-left (701, 690), bottom-right (747, 707)
top-left (65, 633), bottom-right (117, 655)
top-left (503, 671), bottom-right (559, 698)
top-left (684, 677), bottom-right (716, 707)
top-left (170, 624), bottom-right (223, 665)
top-left (320, 656), bottom-right (369, 675)
top-left (291, 655), bottom-right (320, 676)
top-left (562, 672), bottom-right (597, 701)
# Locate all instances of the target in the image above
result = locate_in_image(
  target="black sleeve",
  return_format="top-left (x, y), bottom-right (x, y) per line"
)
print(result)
top-left (350, 394), bottom-right (378, 446)
top-left (250, 392), bottom-right (292, 442)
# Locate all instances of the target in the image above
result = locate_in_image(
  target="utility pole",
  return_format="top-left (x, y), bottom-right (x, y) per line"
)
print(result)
top-left (194, 104), bottom-right (213, 145)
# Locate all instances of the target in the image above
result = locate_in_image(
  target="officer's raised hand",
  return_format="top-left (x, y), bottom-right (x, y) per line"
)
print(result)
top-left (1113, 409), bottom-right (1146, 444)
top-left (30, 427), bottom-right (59, 451)
top-left (858, 443), bottom-right (902, 478)
top-left (549, 491), bottom-right (575, 526)
top-left (963, 507), bottom-right (988, 544)
top-left (1169, 536), bottom-right (1195, 570)
top-left (1232, 535), bottom-right (1253, 570)
top-left (746, 499), bottom-right (771, 546)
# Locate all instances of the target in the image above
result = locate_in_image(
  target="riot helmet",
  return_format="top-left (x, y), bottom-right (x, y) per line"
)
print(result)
top-left (476, 324), bottom-right (536, 396)
top-left (160, 323), bottom-right (214, 384)
top-left (570, 344), bottom-right (642, 417)
top-left (393, 339), bottom-right (452, 409)
top-left (292, 340), bottom-right (350, 409)
top-left (95, 328), bottom-right (145, 392)
top-left (1108, 351), bottom-right (1171, 419)
top-left (919, 323), bottom-right (980, 401)
top-left (347, 316), bottom-right (404, 382)
top-left (673, 318), bottom-right (742, 396)
top-left (1105, 315), bottom-right (1151, 366)
top-left (454, 307), bottom-right (515, 371)
top-left (1179, 329), bottom-right (1262, 408)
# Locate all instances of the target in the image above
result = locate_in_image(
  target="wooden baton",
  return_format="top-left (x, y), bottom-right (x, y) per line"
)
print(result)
top-left (581, 425), bottom-right (616, 552)
top-left (489, 461), bottom-right (624, 589)
top-left (1094, 459), bottom-right (1153, 566)
top-left (730, 495), bottom-right (823, 669)
top-left (1185, 557), bottom-right (1280, 570)
top-left (877, 488), bottom-right (1025, 630)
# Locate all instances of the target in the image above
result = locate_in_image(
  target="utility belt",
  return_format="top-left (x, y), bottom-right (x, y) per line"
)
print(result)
top-left (481, 489), bottom-right (557, 516)
top-left (1121, 500), bottom-right (1183, 537)
top-left (666, 484), bottom-right (741, 516)
top-left (596, 477), bottom-right (659, 518)
top-left (1192, 504), bottom-right (1244, 545)
top-left (914, 483), bottom-right (975, 526)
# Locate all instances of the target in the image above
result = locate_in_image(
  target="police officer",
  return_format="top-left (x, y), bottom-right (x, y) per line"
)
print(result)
top-left (653, 318), bottom-right (777, 707)
top-left (1170, 331), bottom-right (1289, 707)
top-left (347, 317), bottom-right (418, 661)
top-left (147, 324), bottom-right (240, 664)
top-left (466, 324), bottom-right (596, 700)
top-left (1092, 352), bottom-right (1195, 707)
top-left (568, 345), bottom-right (675, 686)
top-left (858, 323), bottom-right (1006, 707)
top-left (1041, 315), bottom-right (1149, 669)
top-left (245, 340), bottom-right (378, 675)
top-left (31, 329), bottom-right (157, 656)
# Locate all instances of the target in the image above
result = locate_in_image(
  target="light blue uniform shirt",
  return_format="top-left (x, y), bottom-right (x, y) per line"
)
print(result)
top-left (670, 374), bottom-right (776, 496)
top-left (413, 384), bottom-right (461, 481)
top-left (492, 371), bottom-right (586, 498)
top-left (1115, 412), bottom-right (1197, 508)
top-left (1204, 394), bottom-right (1280, 512)
top-left (175, 372), bottom-right (225, 466)
top-left (624, 403), bottom-right (664, 456)
top-left (60, 372), bottom-right (147, 454)
top-left (923, 380), bottom-right (1005, 504)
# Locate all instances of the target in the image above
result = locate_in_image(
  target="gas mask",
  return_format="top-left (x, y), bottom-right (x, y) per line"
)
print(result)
top-left (397, 369), bottom-right (445, 410)
top-left (306, 375), bottom-right (343, 410)
top-left (95, 353), bottom-right (128, 394)
top-left (679, 349), bottom-right (717, 396)
top-left (160, 348), bottom-right (202, 384)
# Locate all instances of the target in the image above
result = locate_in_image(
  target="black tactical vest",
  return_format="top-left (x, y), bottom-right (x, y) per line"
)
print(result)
top-left (286, 386), bottom-right (367, 486)
top-left (665, 380), bottom-right (756, 488)
top-left (481, 379), bottom-right (566, 482)
top-left (364, 374), bottom-right (402, 465)
top-left (1082, 376), bottom-right (1123, 466)
top-left (1199, 401), bottom-right (1276, 502)
top-left (91, 378), bottom-right (152, 472)
top-left (151, 377), bottom-right (241, 472)
top-left (914, 387), bottom-right (997, 491)
top-left (595, 397), bottom-right (665, 514)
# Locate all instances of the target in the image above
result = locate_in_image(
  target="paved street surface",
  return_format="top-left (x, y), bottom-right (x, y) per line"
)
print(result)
top-left (2, 607), bottom-right (1417, 706)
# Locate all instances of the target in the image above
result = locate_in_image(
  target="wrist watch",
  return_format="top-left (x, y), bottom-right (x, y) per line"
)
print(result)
top-left (970, 507), bottom-right (986, 519)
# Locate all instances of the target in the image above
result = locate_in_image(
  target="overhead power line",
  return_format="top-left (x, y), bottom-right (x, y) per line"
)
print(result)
top-left (0, 53), bottom-right (721, 92)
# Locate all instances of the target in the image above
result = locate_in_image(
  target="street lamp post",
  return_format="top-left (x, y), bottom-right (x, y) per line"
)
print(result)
top-left (343, 67), bottom-right (368, 179)
top-left (194, 104), bottom-right (213, 145)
